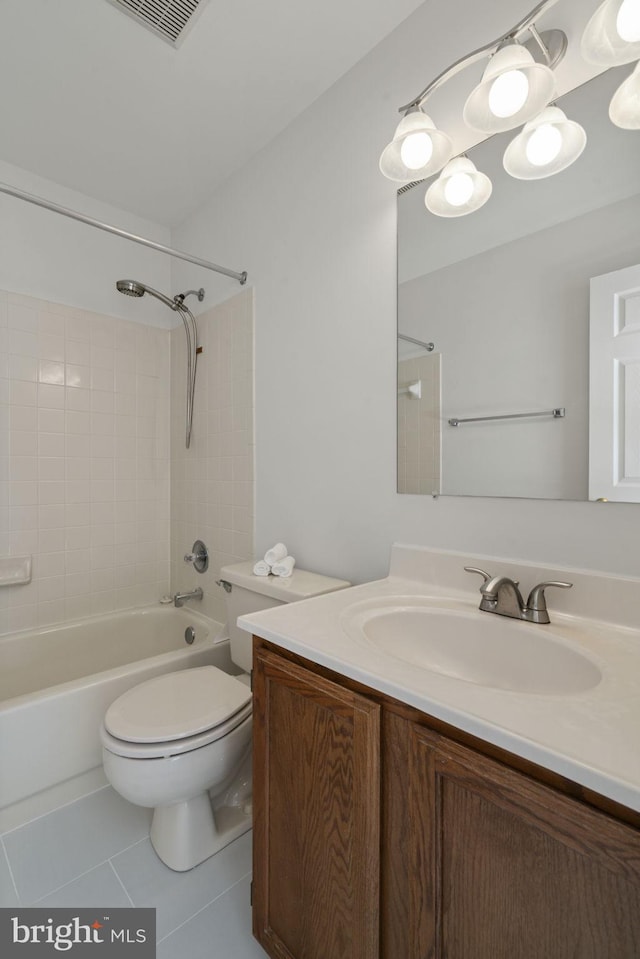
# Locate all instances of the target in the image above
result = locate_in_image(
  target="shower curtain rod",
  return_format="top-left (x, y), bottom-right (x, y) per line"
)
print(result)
top-left (398, 333), bottom-right (434, 351)
top-left (0, 182), bottom-right (247, 285)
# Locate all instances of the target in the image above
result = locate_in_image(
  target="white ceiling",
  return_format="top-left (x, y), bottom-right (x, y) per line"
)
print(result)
top-left (0, 0), bottom-right (425, 227)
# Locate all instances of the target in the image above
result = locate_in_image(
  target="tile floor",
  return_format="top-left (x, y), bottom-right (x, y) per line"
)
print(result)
top-left (0, 786), bottom-right (266, 957)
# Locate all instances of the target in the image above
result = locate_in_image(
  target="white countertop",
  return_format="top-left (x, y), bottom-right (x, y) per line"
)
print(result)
top-left (239, 545), bottom-right (640, 813)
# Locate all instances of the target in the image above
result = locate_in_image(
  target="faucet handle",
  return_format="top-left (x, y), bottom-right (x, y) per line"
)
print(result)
top-left (525, 581), bottom-right (573, 623)
top-left (183, 539), bottom-right (208, 573)
top-left (464, 566), bottom-right (493, 588)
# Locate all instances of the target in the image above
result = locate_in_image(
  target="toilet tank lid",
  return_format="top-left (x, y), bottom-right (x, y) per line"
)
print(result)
top-left (219, 561), bottom-right (350, 602)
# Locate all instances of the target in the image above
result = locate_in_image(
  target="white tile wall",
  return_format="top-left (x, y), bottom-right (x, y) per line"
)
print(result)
top-left (170, 289), bottom-right (254, 625)
top-left (0, 289), bottom-right (171, 635)
top-left (397, 352), bottom-right (441, 496)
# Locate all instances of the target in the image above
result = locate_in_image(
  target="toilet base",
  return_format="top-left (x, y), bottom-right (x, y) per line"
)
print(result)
top-left (150, 792), bottom-right (252, 872)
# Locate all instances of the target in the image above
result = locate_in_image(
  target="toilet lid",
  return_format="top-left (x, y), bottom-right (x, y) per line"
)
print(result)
top-left (104, 666), bottom-right (251, 744)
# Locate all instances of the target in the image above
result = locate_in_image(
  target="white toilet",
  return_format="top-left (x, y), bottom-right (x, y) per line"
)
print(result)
top-left (100, 561), bottom-right (349, 871)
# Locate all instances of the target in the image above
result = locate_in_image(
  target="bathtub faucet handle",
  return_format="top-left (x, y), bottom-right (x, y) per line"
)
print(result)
top-left (183, 540), bottom-right (208, 573)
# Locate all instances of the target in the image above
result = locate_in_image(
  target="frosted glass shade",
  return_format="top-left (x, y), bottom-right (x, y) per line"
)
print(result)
top-left (425, 157), bottom-right (492, 217)
top-left (610, 60), bottom-right (640, 127)
top-left (379, 110), bottom-right (452, 182)
top-left (503, 107), bottom-right (587, 180)
top-left (582, 0), bottom-right (640, 66)
top-left (463, 43), bottom-right (556, 134)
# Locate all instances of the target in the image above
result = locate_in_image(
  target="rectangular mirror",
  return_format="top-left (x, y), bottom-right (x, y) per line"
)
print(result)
top-left (397, 65), bottom-right (640, 501)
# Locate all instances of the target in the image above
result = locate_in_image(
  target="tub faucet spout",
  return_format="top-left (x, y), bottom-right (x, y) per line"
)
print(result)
top-left (173, 587), bottom-right (203, 608)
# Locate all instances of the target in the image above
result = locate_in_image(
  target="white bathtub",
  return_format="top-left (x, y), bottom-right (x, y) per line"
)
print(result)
top-left (0, 605), bottom-right (233, 820)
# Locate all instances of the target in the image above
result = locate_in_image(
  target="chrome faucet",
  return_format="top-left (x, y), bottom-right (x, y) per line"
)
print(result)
top-left (464, 567), bottom-right (572, 624)
top-left (173, 586), bottom-right (203, 608)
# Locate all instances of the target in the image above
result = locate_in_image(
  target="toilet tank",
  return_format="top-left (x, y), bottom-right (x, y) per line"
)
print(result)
top-left (219, 561), bottom-right (351, 673)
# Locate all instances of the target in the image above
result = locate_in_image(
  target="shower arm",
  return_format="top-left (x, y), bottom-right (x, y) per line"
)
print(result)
top-left (175, 288), bottom-right (205, 305)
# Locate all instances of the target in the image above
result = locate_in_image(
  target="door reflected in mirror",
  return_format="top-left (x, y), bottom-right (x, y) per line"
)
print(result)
top-left (397, 66), bottom-right (640, 502)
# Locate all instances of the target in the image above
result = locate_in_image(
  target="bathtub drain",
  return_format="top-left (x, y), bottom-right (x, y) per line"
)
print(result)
top-left (185, 626), bottom-right (196, 645)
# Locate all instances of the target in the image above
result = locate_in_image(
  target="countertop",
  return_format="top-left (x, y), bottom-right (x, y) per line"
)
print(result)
top-left (238, 545), bottom-right (640, 813)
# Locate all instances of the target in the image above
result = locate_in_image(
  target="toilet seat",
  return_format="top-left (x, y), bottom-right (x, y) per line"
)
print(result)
top-left (101, 704), bottom-right (252, 759)
top-left (101, 666), bottom-right (252, 760)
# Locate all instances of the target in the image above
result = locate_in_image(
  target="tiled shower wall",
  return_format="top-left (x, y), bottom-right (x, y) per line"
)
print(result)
top-left (397, 352), bottom-right (441, 496)
top-left (0, 289), bottom-right (171, 635)
top-left (170, 289), bottom-right (254, 626)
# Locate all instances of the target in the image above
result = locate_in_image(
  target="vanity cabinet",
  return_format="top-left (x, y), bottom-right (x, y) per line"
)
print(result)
top-left (253, 640), bottom-right (640, 959)
top-left (403, 723), bottom-right (640, 959)
top-left (252, 645), bottom-right (380, 959)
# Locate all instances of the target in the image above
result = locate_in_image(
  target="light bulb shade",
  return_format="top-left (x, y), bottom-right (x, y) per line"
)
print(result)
top-left (379, 110), bottom-right (453, 182)
top-left (609, 60), bottom-right (640, 127)
top-left (425, 157), bottom-right (492, 217)
top-left (503, 106), bottom-right (586, 180)
top-left (463, 42), bottom-right (556, 133)
top-left (582, 0), bottom-right (640, 66)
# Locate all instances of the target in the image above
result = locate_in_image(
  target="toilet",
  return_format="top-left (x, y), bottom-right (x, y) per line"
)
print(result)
top-left (100, 561), bottom-right (349, 871)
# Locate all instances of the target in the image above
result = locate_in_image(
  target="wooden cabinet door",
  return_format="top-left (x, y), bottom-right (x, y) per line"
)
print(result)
top-left (407, 724), bottom-right (640, 959)
top-left (252, 646), bottom-right (380, 959)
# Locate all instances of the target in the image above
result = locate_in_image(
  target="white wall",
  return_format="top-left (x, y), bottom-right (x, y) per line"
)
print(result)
top-left (0, 159), bottom-right (173, 327)
top-left (171, 0), bottom-right (640, 584)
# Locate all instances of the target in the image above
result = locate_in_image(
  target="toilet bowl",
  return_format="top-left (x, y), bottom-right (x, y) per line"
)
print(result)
top-left (101, 666), bottom-right (252, 871)
top-left (101, 561), bottom-right (350, 871)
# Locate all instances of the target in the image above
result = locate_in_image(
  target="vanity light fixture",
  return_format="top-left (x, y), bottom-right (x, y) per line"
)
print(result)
top-left (425, 156), bottom-right (492, 217)
top-left (379, 108), bottom-right (453, 182)
top-left (383, 0), bottom-right (640, 216)
top-left (463, 40), bottom-right (557, 134)
top-left (582, 0), bottom-right (640, 66)
top-left (609, 60), bottom-right (640, 126)
top-left (379, 0), bottom-right (568, 188)
top-left (503, 105), bottom-right (587, 179)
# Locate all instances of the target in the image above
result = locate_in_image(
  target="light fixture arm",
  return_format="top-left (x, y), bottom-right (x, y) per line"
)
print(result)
top-left (398, 0), bottom-right (563, 113)
top-left (527, 23), bottom-right (552, 64)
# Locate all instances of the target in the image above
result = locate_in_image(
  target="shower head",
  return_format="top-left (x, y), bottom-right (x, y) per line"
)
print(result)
top-left (116, 279), bottom-right (145, 298)
top-left (116, 279), bottom-right (176, 310)
top-left (115, 277), bottom-right (200, 450)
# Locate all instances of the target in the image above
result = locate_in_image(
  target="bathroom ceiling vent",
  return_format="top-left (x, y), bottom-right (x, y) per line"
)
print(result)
top-left (107, 0), bottom-right (208, 46)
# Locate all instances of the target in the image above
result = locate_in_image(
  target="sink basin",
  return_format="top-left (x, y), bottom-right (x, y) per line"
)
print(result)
top-left (341, 598), bottom-right (602, 695)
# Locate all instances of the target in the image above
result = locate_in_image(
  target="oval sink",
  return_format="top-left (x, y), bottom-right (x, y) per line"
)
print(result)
top-left (342, 600), bottom-right (602, 695)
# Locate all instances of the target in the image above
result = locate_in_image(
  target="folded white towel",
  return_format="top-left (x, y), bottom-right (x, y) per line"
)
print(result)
top-left (272, 555), bottom-right (296, 578)
top-left (264, 542), bottom-right (287, 566)
top-left (253, 560), bottom-right (271, 576)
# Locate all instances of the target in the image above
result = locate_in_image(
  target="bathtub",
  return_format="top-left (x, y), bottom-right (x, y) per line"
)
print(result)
top-left (0, 605), bottom-right (234, 819)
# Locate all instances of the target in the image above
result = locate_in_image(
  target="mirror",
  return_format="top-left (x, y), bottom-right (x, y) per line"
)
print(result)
top-left (397, 65), bottom-right (640, 501)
